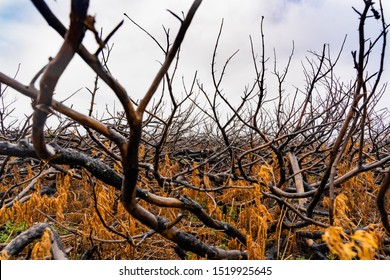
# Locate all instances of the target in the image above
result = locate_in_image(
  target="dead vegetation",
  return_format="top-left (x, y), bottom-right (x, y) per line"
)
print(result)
top-left (0, 0), bottom-right (389, 260)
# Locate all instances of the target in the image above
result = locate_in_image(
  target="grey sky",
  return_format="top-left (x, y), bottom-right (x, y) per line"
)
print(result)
top-left (0, 0), bottom-right (389, 123)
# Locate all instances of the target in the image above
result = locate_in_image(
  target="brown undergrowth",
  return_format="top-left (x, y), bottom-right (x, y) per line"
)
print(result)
top-left (0, 146), bottom-right (388, 260)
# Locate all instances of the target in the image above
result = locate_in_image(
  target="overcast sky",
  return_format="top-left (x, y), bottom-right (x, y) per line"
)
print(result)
top-left (0, 0), bottom-right (389, 124)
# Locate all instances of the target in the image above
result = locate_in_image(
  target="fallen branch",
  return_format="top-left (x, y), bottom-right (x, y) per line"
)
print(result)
top-left (0, 222), bottom-right (67, 260)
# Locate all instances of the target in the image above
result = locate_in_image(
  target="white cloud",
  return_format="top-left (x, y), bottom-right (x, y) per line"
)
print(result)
top-left (0, 0), bottom-right (388, 122)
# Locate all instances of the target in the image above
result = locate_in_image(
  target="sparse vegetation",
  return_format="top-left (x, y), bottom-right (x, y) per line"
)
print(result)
top-left (0, 0), bottom-right (389, 260)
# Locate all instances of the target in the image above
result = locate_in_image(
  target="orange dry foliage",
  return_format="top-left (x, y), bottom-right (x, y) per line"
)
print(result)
top-left (31, 228), bottom-right (53, 260)
top-left (323, 226), bottom-right (379, 260)
top-left (0, 149), bottom-right (388, 259)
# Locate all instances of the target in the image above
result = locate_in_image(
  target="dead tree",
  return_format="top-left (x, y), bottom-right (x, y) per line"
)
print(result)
top-left (0, 0), bottom-right (389, 260)
top-left (0, 0), bottom-right (247, 259)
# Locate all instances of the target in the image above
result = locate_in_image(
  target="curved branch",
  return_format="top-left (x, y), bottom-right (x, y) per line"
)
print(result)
top-left (31, 0), bottom-right (138, 130)
top-left (33, 0), bottom-right (89, 160)
top-left (137, 0), bottom-right (202, 115)
top-left (0, 141), bottom-right (247, 257)
top-left (0, 223), bottom-right (67, 260)
top-left (0, 72), bottom-right (123, 144)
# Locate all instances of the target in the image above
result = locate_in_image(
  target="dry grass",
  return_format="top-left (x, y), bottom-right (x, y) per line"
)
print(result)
top-left (0, 149), bottom-right (389, 260)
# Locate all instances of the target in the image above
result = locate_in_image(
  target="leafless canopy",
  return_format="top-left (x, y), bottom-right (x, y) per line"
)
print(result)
top-left (0, 0), bottom-right (389, 260)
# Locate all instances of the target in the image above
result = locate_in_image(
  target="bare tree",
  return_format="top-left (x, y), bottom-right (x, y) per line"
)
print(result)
top-left (0, 0), bottom-right (389, 260)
